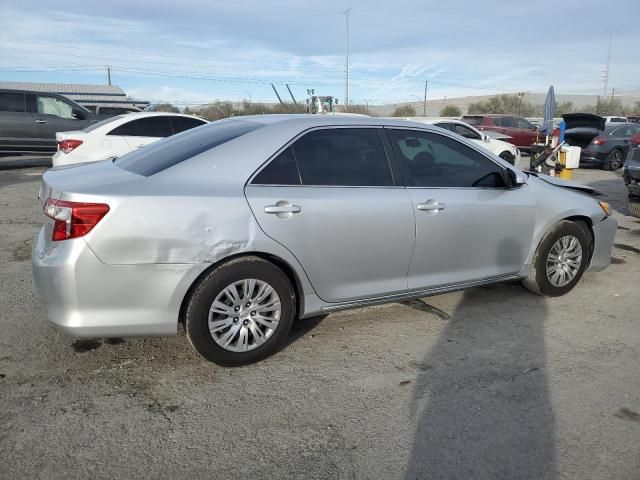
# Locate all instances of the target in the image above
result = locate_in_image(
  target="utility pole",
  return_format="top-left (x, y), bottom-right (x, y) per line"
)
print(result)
top-left (107, 66), bottom-right (112, 86)
top-left (344, 8), bottom-right (351, 110)
top-left (611, 87), bottom-right (615, 102)
top-left (423, 80), bottom-right (428, 116)
top-left (602, 32), bottom-right (612, 98)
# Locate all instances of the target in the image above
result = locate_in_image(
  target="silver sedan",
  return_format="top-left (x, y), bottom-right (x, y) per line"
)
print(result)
top-left (32, 115), bottom-right (617, 365)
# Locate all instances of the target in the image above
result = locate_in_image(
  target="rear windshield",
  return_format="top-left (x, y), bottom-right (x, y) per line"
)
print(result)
top-left (115, 119), bottom-right (262, 176)
top-left (461, 116), bottom-right (482, 126)
top-left (83, 115), bottom-right (124, 133)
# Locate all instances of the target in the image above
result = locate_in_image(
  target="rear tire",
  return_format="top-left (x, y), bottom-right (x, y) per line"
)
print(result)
top-left (522, 220), bottom-right (591, 297)
top-left (185, 256), bottom-right (295, 366)
top-left (604, 149), bottom-right (624, 170)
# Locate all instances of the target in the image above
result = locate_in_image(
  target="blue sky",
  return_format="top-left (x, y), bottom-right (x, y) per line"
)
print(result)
top-left (1, 0), bottom-right (639, 106)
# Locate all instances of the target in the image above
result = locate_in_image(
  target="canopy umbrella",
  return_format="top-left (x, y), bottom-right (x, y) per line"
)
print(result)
top-left (541, 86), bottom-right (555, 135)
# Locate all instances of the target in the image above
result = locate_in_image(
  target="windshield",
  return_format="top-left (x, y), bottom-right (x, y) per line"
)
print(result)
top-left (115, 119), bottom-right (263, 176)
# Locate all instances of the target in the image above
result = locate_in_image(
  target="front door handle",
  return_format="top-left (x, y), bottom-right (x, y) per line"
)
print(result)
top-left (265, 204), bottom-right (301, 214)
top-left (417, 201), bottom-right (445, 212)
top-left (35, 119), bottom-right (47, 124)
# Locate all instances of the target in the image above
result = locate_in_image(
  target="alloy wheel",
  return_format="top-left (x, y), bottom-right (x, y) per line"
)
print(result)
top-left (208, 279), bottom-right (281, 352)
top-left (545, 235), bottom-right (583, 287)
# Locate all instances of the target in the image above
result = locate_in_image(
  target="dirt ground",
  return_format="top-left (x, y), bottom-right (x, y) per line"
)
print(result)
top-left (1, 166), bottom-right (638, 479)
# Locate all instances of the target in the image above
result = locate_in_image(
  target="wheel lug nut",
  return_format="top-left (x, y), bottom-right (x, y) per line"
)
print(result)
top-left (233, 317), bottom-right (239, 322)
top-left (243, 320), bottom-right (249, 326)
top-left (251, 311), bottom-right (256, 316)
top-left (245, 303), bottom-right (251, 307)
top-left (234, 306), bottom-right (240, 312)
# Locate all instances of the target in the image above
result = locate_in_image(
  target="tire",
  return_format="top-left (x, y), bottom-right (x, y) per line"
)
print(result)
top-left (604, 149), bottom-right (624, 170)
top-left (185, 256), bottom-right (296, 366)
top-left (522, 220), bottom-right (592, 297)
top-left (499, 151), bottom-right (515, 165)
top-left (629, 196), bottom-right (640, 218)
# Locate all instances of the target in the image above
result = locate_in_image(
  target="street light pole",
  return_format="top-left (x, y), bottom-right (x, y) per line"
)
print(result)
top-left (344, 9), bottom-right (351, 109)
top-left (423, 80), bottom-right (428, 116)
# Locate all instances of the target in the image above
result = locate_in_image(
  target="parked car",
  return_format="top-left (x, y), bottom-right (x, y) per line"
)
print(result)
top-left (415, 118), bottom-right (521, 165)
top-left (461, 114), bottom-right (542, 150)
top-left (32, 115), bottom-right (616, 366)
top-left (603, 116), bottom-right (628, 123)
top-left (623, 139), bottom-right (640, 217)
top-left (52, 112), bottom-right (208, 166)
top-left (563, 113), bottom-right (639, 170)
top-left (0, 88), bottom-right (95, 155)
top-left (85, 105), bottom-right (142, 118)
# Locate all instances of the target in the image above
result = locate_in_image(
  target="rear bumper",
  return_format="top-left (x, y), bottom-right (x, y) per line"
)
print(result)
top-left (32, 227), bottom-right (206, 337)
top-left (579, 152), bottom-right (606, 165)
top-left (587, 216), bottom-right (617, 272)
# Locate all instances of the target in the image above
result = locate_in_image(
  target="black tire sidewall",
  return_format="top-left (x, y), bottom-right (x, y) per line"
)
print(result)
top-left (499, 151), bottom-right (515, 165)
top-left (533, 221), bottom-right (591, 297)
top-left (185, 257), bottom-right (295, 366)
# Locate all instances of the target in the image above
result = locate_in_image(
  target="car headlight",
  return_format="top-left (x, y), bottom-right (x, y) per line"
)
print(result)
top-left (598, 200), bottom-right (611, 216)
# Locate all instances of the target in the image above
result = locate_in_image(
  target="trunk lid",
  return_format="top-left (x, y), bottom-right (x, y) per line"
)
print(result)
top-left (562, 114), bottom-right (605, 148)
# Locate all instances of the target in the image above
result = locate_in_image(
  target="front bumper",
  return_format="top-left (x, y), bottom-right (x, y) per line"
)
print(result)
top-left (587, 216), bottom-right (617, 272)
top-left (32, 227), bottom-right (206, 337)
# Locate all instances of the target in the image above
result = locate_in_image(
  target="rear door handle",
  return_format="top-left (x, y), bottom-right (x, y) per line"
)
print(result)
top-left (417, 201), bottom-right (445, 211)
top-left (265, 205), bottom-right (301, 214)
top-left (35, 119), bottom-right (47, 124)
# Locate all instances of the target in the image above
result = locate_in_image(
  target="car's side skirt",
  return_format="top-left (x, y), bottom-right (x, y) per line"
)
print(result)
top-left (321, 273), bottom-right (523, 313)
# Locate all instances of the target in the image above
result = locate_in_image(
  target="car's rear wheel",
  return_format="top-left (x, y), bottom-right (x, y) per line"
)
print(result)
top-left (499, 151), bottom-right (515, 165)
top-left (522, 220), bottom-right (591, 297)
top-left (604, 149), bottom-right (624, 170)
top-left (185, 256), bottom-right (295, 366)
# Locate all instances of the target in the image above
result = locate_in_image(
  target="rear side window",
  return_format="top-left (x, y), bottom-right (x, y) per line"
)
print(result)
top-left (388, 129), bottom-right (506, 188)
top-left (0, 92), bottom-right (26, 112)
top-left (252, 148), bottom-right (301, 185)
top-left (499, 117), bottom-right (515, 127)
top-left (515, 118), bottom-right (534, 129)
top-left (116, 119), bottom-right (262, 176)
top-left (108, 119), bottom-right (138, 136)
top-left (171, 116), bottom-right (207, 134)
top-left (136, 116), bottom-right (173, 137)
top-left (610, 125), bottom-right (632, 137)
top-left (291, 128), bottom-right (393, 186)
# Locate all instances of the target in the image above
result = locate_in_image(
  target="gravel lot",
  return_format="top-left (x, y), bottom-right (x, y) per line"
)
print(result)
top-left (1, 166), bottom-right (639, 479)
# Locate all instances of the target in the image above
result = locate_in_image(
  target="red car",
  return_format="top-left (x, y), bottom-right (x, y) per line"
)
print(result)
top-left (461, 114), bottom-right (543, 150)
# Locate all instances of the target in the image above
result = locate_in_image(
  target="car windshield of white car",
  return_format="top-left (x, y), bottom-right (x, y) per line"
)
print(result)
top-left (115, 119), bottom-right (263, 176)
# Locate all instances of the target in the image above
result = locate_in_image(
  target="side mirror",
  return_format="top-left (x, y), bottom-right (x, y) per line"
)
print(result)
top-left (507, 168), bottom-right (527, 187)
top-left (483, 134), bottom-right (491, 143)
top-left (72, 108), bottom-right (87, 120)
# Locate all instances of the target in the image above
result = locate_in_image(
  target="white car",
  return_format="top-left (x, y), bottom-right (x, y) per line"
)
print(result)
top-left (52, 112), bottom-right (207, 166)
top-left (603, 116), bottom-right (628, 124)
top-left (405, 118), bottom-right (521, 166)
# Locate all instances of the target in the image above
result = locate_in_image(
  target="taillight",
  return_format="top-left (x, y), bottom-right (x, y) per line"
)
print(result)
top-left (43, 199), bottom-right (109, 241)
top-left (631, 134), bottom-right (640, 147)
top-left (57, 139), bottom-right (83, 154)
top-left (591, 138), bottom-right (606, 146)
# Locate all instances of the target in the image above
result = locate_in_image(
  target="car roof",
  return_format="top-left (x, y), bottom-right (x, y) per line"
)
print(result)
top-left (116, 111), bottom-right (207, 121)
top-left (234, 114), bottom-right (442, 130)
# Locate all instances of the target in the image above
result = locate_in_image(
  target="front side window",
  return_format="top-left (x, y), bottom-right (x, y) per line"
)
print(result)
top-left (0, 92), bottom-right (26, 112)
top-left (499, 117), bottom-right (515, 128)
top-left (387, 129), bottom-right (506, 188)
top-left (516, 117), bottom-right (534, 129)
top-left (291, 128), bottom-right (393, 186)
top-left (36, 96), bottom-right (75, 119)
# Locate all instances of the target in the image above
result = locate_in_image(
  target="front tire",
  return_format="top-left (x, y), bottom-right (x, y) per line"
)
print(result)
top-left (522, 220), bottom-right (591, 297)
top-left (185, 256), bottom-right (295, 366)
top-left (499, 151), bottom-right (516, 165)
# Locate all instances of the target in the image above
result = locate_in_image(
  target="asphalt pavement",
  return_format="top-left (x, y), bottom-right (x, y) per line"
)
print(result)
top-left (0, 166), bottom-right (638, 479)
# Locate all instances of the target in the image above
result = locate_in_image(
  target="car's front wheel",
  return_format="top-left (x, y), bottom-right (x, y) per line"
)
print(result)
top-left (522, 220), bottom-right (592, 296)
top-left (499, 151), bottom-right (515, 165)
top-left (185, 256), bottom-right (295, 366)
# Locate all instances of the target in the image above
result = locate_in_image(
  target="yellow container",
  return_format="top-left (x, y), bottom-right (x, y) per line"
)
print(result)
top-left (559, 168), bottom-right (572, 180)
top-left (558, 151), bottom-right (567, 166)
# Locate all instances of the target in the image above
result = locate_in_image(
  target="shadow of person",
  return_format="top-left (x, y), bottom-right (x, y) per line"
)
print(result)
top-left (405, 284), bottom-right (556, 480)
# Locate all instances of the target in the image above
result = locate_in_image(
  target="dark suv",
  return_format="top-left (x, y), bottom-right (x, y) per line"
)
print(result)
top-left (623, 137), bottom-right (640, 217)
top-left (0, 89), bottom-right (95, 155)
top-left (461, 114), bottom-right (542, 150)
